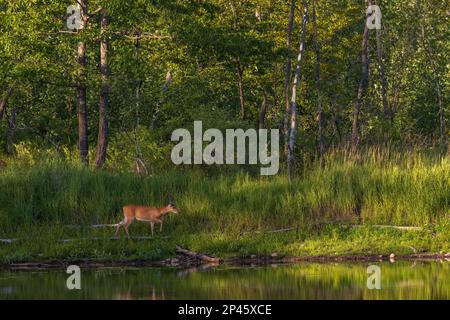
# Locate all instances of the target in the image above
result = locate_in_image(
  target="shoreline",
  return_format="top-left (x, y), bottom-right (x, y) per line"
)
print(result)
top-left (1, 252), bottom-right (448, 270)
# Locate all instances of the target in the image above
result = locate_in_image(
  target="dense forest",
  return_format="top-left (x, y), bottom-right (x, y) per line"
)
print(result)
top-left (0, 1), bottom-right (448, 262)
top-left (0, 0), bottom-right (447, 173)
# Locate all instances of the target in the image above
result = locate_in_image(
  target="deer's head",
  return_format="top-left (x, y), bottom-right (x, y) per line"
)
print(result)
top-left (166, 202), bottom-right (179, 214)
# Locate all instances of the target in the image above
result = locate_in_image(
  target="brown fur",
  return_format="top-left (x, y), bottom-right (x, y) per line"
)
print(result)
top-left (115, 203), bottom-right (178, 238)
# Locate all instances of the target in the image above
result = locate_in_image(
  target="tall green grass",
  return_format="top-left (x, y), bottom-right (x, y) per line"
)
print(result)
top-left (0, 148), bottom-right (448, 235)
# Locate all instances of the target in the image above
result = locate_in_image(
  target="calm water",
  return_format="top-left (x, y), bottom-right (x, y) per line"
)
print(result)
top-left (0, 261), bottom-right (448, 299)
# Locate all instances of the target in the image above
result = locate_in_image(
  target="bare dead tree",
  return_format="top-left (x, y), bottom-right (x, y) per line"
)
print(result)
top-left (132, 36), bottom-right (149, 177)
top-left (351, 0), bottom-right (371, 152)
top-left (150, 71), bottom-right (172, 130)
top-left (283, 0), bottom-right (296, 156)
top-left (287, 0), bottom-right (308, 183)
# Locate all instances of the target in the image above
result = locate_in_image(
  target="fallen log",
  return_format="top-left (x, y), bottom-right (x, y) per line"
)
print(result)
top-left (65, 224), bottom-right (118, 228)
top-left (351, 225), bottom-right (422, 231)
top-left (61, 236), bottom-right (169, 242)
top-left (92, 224), bottom-right (118, 228)
top-left (2, 236), bottom-right (170, 244)
top-left (175, 245), bottom-right (220, 263)
top-left (0, 238), bottom-right (18, 244)
top-left (242, 227), bottom-right (295, 235)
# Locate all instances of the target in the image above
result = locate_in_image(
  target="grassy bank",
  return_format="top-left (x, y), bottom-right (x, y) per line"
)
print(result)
top-left (0, 149), bottom-right (449, 263)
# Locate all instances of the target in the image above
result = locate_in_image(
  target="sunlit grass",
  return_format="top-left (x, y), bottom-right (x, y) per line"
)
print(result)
top-left (0, 147), bottom-right (448, 262)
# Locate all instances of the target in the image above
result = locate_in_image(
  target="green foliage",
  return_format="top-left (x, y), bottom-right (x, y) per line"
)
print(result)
top-left (1, 0), bottom-right (447, 162)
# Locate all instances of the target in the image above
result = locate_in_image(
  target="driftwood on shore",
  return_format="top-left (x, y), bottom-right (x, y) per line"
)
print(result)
top-left (175, 245), bottom-right (220, 263)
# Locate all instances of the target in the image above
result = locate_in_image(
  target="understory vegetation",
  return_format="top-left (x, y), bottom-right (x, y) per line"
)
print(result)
top-left (0, 148), bottom-right (448, 263)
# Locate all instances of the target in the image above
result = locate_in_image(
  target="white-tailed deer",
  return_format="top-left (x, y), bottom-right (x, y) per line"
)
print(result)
top-left (115, 203), bottom-right (179, 238)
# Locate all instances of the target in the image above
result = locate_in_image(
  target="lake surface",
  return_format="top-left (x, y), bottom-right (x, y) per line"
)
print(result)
top-left (0, 261), bottom-right (448, 299)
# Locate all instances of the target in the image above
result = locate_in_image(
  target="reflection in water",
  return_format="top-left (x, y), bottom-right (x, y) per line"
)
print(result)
top-left (0, 261), bottom-right (448, 300)
top-left (176, 263), bottom-right (219, 277)
top-left (114, 287), bottom-right (165, 300)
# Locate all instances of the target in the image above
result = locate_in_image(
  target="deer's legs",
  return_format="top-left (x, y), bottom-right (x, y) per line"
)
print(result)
top-left (124, 225), bottom-right (131, 239)
top-left (151, 219), bottom-right (163, 235)
top-left (150, 222), bottom-right (154, 237)
top-left (123, 218), bottom-right (133, 239)
top-left (115, 218), bottom-right (126, 237)
top-left (153, 219), bottom-right (163, 233)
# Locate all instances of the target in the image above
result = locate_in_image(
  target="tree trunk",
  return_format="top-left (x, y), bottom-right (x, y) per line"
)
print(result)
top-left (134, 36), bottom-right (142, 143)
top-left (76, 0), bottom-right (89, 165)
top-left (150, 70), bottom-right (172, 129)
top-left (351, 0), bottom-right (371, 152)
top-left (283, 0), bottom-right (296, 156)
top-left (436, 76), bottom-right (445, 148)
top-left (94, 8), bottom-right (110, 168)
top-left (312, 0), bottom-right (324, 169)
top-left (133, 36), bottom-right (148, 177)
top-left (259, 91), bottom-right (267, 130)
top-left (229, 2), bottom-right (245, 120)
top-left (376, 28), bottom-right (390, 128)
top-left (0, 83), bottom-right (15, 122)
top-left (236, 60), bottom-right (245, 119)
top-left (420, 24), bottom-right (446, 149)
top-left (375, 1), bottom-right (390, 129)
top-left (429, 63), bottom-right (445, 149)
top-left (6, 107), bottom-right (16, 154)
top-left (272, 63), bottom-right (278, 110)
top-left (332, 103), bottom-right (342, 144)
top-left (287, 0), bottom-right (308, 183)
